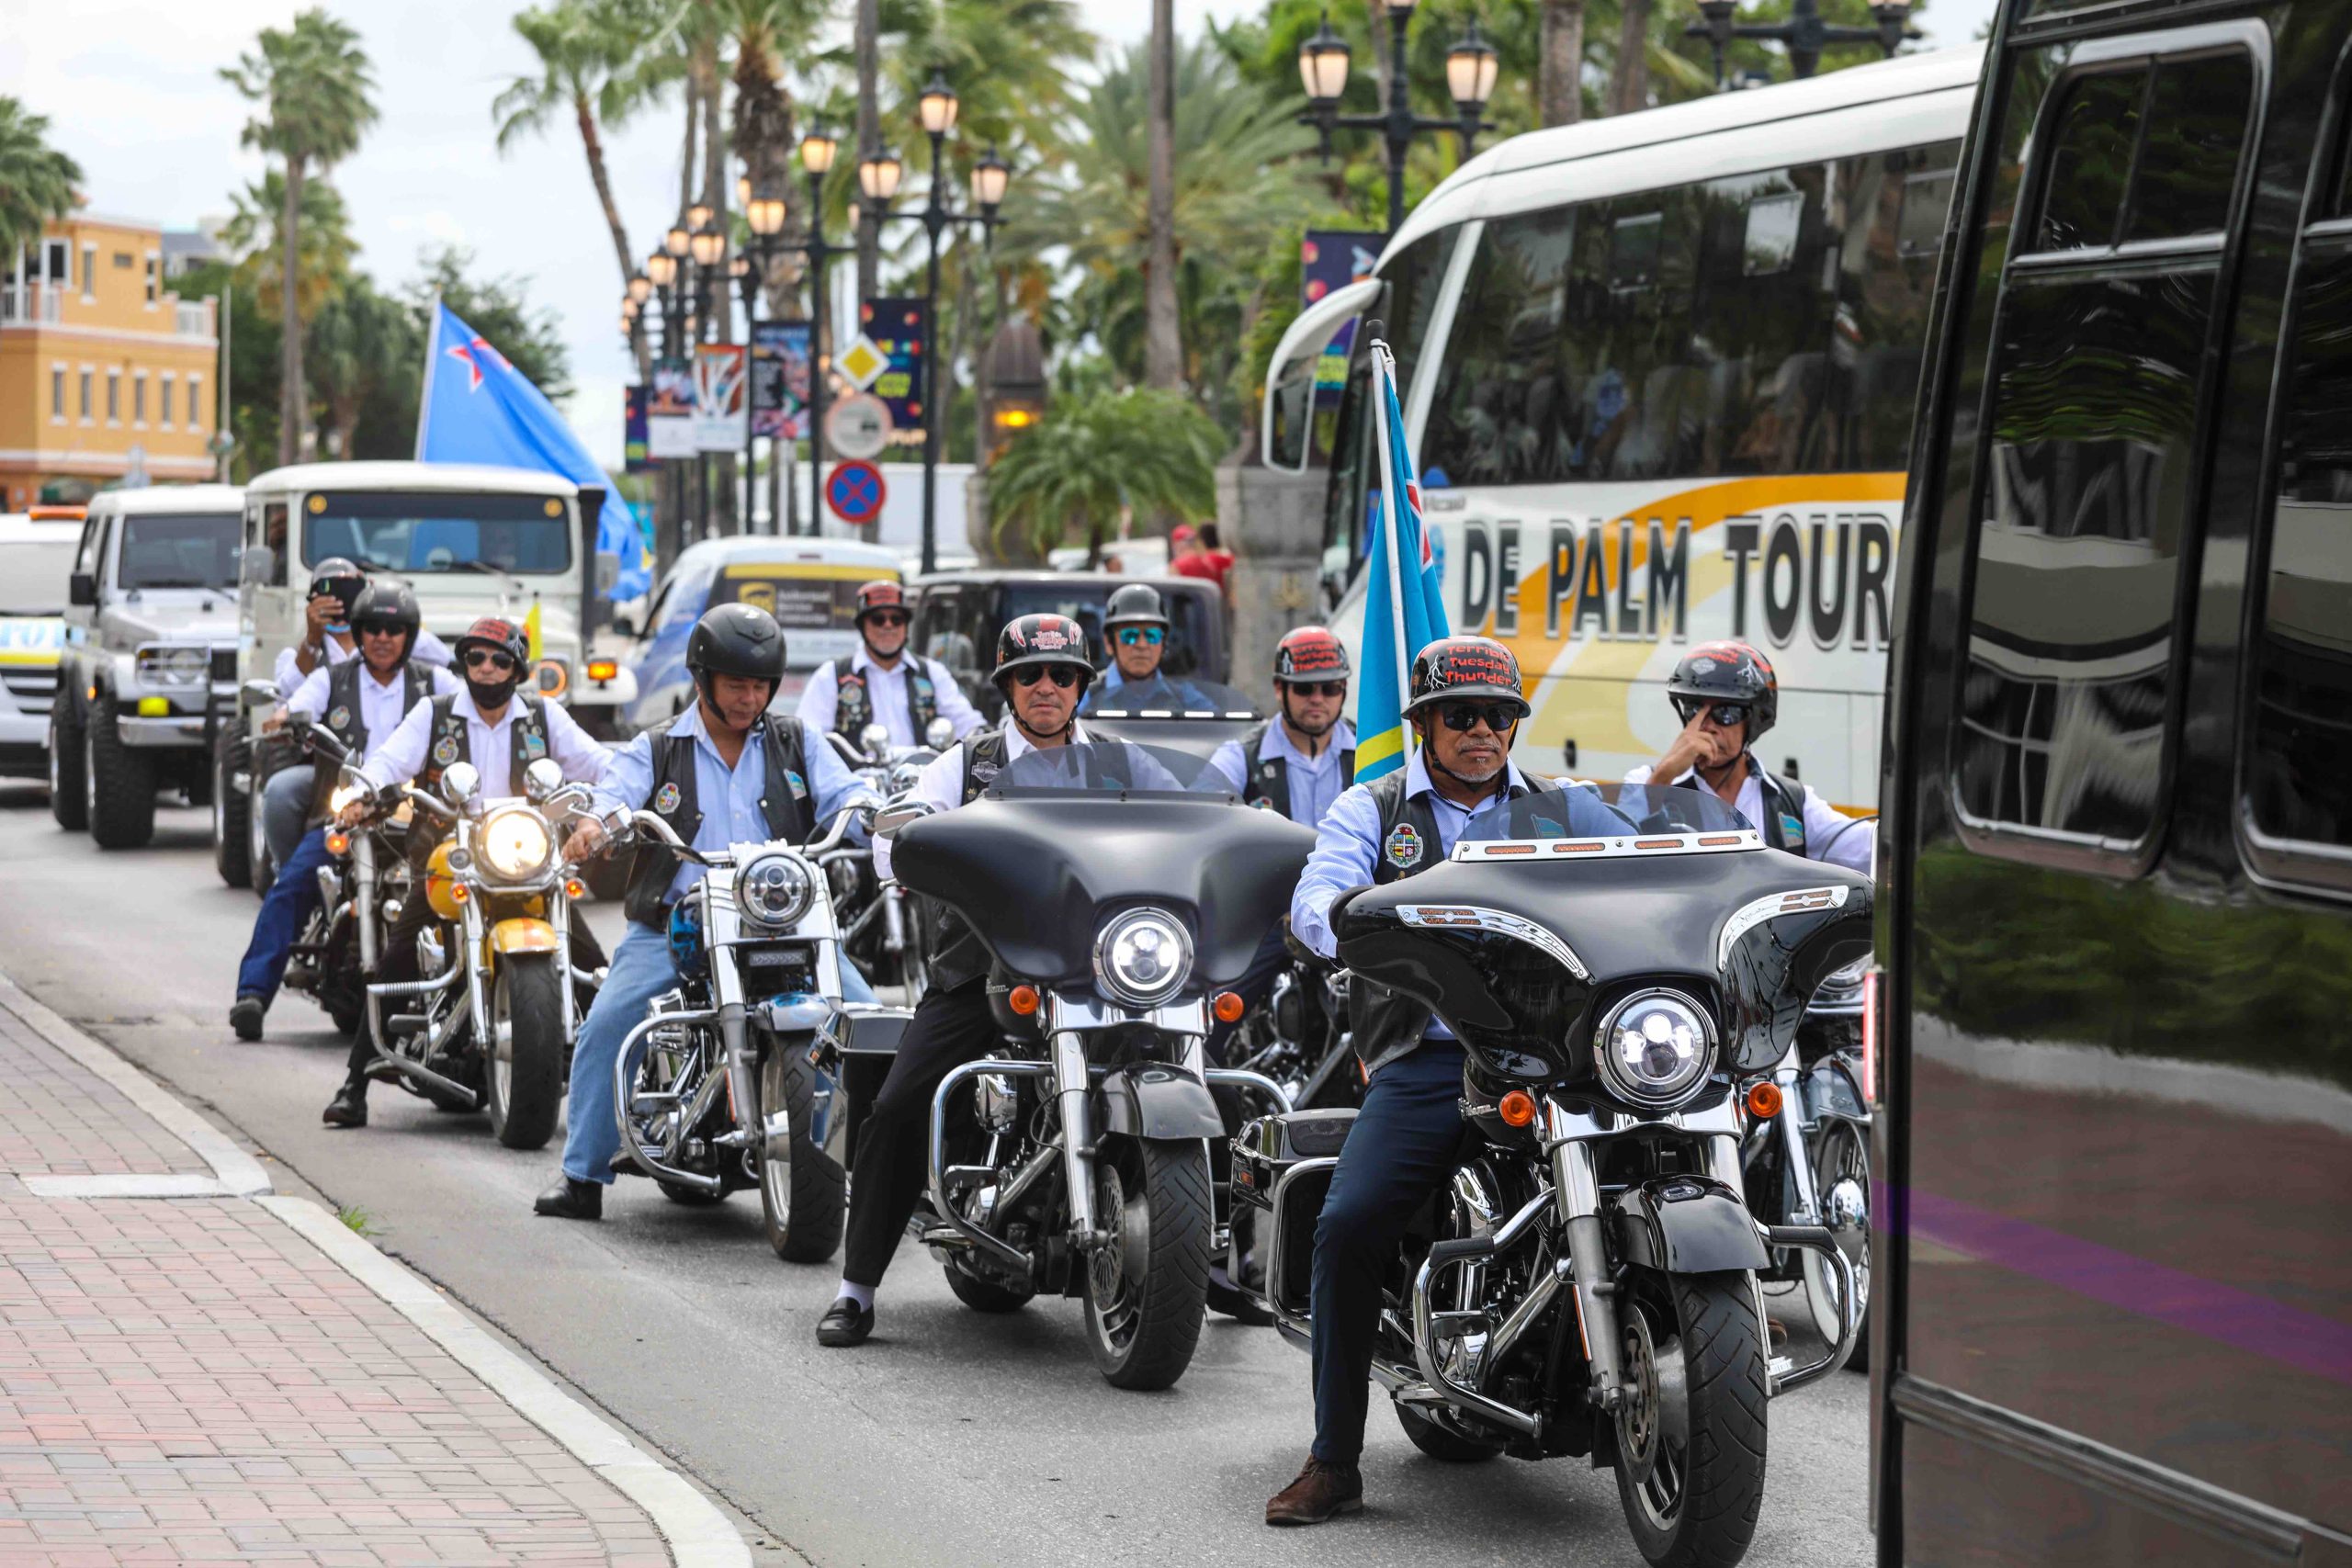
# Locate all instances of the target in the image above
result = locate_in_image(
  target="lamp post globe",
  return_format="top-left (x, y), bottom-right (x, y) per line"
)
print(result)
top-left (1447, 19), bottom-right (1499, 111)
top-left (663, 223), bottom-right (690, 259)
top-left (627, 270), bottom-right (651, 305)
top-left (917, 70), bottom-right (959, 137)
top-left (858, 146), bottom-right (904, 204)
top-left (1297, 12), bottom-right (1351, 104)
top-left (799, 126), bottom-right (838, 175)
top-left (971, 146), bottom-right (1012, 215)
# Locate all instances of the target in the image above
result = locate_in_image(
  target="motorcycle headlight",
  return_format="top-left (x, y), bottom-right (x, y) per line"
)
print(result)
top-left (1093, 908), bottom-right (1193, 1009)
top-left (1594, 989), bottom-right (1714, 1111)
top-left (737, 852), bottom-right (815, 930)
top-left (481, 807), bottom-right (554, 881)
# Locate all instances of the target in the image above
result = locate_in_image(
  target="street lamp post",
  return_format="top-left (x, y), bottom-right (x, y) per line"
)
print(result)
top-left (861, 71), bottom-right (1009, 576)
top-left (738, 182), bottom-right (789, 536)
top-left (650, 231), bottom-right (689, 563)
top-left (738, 128), bottom-right (842, 538)
top-left (687, 220), bottom-right (728, 539)
top-left (1295, 3), bottom-right (1498, 236)
top-left (1685, 0), bottom-right (1918, 85)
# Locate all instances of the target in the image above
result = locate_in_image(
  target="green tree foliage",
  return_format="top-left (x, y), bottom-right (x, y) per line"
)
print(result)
top-left (987, 388), bottom-right (1223, 559)
top-left (222, 170), bottom-right (357, 322)
top-left (0, 97), bottom-right (83, 263)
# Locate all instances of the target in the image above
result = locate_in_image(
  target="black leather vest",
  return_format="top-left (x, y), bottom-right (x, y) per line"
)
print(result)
top-left (917, 729), bottom-right (1013, 991)
top-left (623, 713), bottom-right (814, 928)
top-left (1673, 755), bottom-right (1807, 855)
top-left (1350, 766), bottom-right (1559, 1076)
top-left (307, 658), bottom-right (429, 825)
top-left (834, 659), bottom-right (939, 741)
top-left (1237, 719), bottom-right (1356, 824)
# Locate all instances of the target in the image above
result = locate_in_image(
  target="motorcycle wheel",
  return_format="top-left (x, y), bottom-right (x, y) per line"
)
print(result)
top-left (944, 1260), bottom-right (1033, 1313)
top-left (48, 704), bottom-right (86, 829)
top-left (756, 1041), bottom-right (845, 1263)
top-left (1803, 1119), bottom-right (1871, 1374)
top-left (486, 955), bottom-right (564, 1150)
top-left (1082, 1137), bottom-right (1212, 1392)
top-left (212, 721), bottom-right (253, 888)
top-left (1396, 1403), bottom-right (1505, 1463)
top-left (85, 707), bottom-right (156, 850)
top-left (1613, 1269), bottom-right (1768, 1568)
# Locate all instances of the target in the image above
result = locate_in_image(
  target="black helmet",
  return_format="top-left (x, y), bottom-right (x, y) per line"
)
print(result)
top-left (1668, 641), bottom-right (1778, 740)
top-left (310, 556), bottom-right (366, 619)
top-left (349, 582), bottom-right (421, 658)
top-left (1275, 626), bottom-right (1351, 684)
top-left (992, 612), bottom-right (1093, 694)
top-left (1403, 636), bottom-right (1530, 720)
top-left (452, 615), bottom-right (529, 668)
top-left (687, 603), bottom-right (787, 687)
top-left (1102, 582), bottom-right (1170, 632)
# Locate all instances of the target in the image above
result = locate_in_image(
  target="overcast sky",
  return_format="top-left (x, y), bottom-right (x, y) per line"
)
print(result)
top-left (0, 0), bottom-right (1990, 470)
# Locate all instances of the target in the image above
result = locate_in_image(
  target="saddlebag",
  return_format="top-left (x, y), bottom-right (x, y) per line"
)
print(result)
top-left (1233, 1109), bottom-right (1357, 1320)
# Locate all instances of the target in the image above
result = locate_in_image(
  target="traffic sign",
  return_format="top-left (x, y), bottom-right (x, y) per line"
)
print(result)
top-left (826, 459), bottom-right (887, 526)
top-left (836, 333), bottom-right (889, 390)
top-left (826, 393), bottom-right (892, 460)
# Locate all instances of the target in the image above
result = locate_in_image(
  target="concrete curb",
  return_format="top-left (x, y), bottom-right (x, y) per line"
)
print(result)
top-left (263, 1196), bottom-right (755, 1568)
top-left (0, 970), bottom-right (273, 1198)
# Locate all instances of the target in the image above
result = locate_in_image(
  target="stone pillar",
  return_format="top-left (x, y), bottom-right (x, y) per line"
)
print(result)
top-left (1220, 461), bottom-right (1329, 682)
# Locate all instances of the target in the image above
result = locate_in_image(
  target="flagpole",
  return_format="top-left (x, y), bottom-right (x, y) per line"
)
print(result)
top-left (1370, 339), bottom-right (1412, 756)
top-left (413, 294), bottom-right (443, 461)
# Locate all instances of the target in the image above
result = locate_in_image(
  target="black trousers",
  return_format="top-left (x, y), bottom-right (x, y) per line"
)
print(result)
top-left (841, 979), bottom-right (1001, 1289)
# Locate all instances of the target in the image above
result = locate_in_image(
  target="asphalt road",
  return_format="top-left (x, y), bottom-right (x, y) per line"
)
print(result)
top-left (0, 785), bottom-right (1874, 1568)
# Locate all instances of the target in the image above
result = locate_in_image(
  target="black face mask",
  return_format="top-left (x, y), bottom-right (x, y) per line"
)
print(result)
top-left (467, 671), bottom-right (521, 710)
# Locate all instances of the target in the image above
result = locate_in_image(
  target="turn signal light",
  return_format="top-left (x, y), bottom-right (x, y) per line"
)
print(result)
top-left (1007, 984), bottom-right (1040, 1016)
top-left (562, 877), bottom-right (587, 900)
top-left (1213, 991), bottom-right (1246, 1023)
top-left (1745, 1079), bottom-right (1784, 1121)
top-left (324, 831), bottom-right (350, 856)
top-left (449, 883), bottom-right (470, 904)
top-left (1497, 1089), bottom-right (1537, 1128)
top-left (586, 660), bottom-right (618, 682)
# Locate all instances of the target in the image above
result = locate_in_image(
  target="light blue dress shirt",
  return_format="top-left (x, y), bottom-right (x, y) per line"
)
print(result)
top-left (593, 705), bottom-right (877, 908)
top-left (1206, 716), bottom-right (1357, 829)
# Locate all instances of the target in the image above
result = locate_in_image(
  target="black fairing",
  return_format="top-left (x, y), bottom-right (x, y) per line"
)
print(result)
top-left (893, 796), bottom-right (1315, 987)
top-left (1334, 844), bottom-right (1871, 1078)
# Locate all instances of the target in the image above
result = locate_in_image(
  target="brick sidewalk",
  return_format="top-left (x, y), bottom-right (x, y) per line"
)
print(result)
top-left (0, 996), bottom-right (688, 1566)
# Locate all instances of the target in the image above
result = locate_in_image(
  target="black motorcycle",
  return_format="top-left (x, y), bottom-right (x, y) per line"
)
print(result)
top-left (1235, 783), bottom-right (1868, 1568)
top-left (277, 725), bottom-right (401, 1038)
top-left (883, 740), bottom-right (1306, 1390)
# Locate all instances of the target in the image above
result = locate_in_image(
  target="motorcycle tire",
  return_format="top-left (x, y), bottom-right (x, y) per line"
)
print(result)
top-left (84, 705), bottom-right (155, 850)
top-left (486, 954), bottom-right (564, 1150)
top-left (48, 704), bottom-right (86, 830)
top-left (1803, 1118), bottom-right (1871, 1374)
top-left (1083, 1137), bottom-right (1213, 1392)
top-left (212, 721), bottom-right (254, 888)
top-left (944, 1260), bottom-right (1033, 1314)
top-left (1613, 1269), bottom-right (1768, 1568)
top-left (756, 1039), bottom-right (845, 1263)
top-left (1396, 1403), bottom-right (1505, 1463)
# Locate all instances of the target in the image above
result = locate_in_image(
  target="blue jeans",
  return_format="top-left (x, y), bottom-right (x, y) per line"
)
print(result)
top-left (235, 827), bottom-right (334, 1004)
top-left (560, 921), bottom-right (879, 1185)
top-left (262, 763), bottom-right (315, 868)
top-left (1308, 1041), bottom-right (1468, 1465)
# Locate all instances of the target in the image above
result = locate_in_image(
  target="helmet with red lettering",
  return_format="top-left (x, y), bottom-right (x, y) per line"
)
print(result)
top-left (992, 613), bottom-right (1093, 695)
top-left (1667, 640), bottom-right (1778, 739)
top-left (1403, 635), bottom-right (1529, 720)
top-left (1273, 626), bottom-right (1351, 684)
top-left (854, 580), bottom-right (908, 626)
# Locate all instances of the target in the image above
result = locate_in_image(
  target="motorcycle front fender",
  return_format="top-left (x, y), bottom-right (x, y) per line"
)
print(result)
top-left (489, 916), bottom-right (560, 956)
top-left (1609, 1176), bottom-right (1770, 1274)
top-left (1093, 1062), bottom-right (1224, 1143)
top-left (1802, 1055), bottom-right (1870, 1126)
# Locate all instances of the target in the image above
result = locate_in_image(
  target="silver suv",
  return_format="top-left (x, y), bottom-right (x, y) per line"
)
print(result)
top-left (52, 484), bottom-right (244, 848)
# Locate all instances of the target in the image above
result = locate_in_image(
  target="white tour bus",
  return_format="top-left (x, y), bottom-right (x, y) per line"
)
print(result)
top-left (1263, 45), bottom-right (1982, 809)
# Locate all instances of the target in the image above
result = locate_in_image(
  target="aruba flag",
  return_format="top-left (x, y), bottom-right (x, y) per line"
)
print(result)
top-left (1353, 336), bottom-right (1451, 781)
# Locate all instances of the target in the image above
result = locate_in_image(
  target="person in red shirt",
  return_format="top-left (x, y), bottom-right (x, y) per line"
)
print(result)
top-left (1170, 523), bottom-right (1236, 594)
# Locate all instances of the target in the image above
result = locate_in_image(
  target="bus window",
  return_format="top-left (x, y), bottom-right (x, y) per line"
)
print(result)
top-left (1951, 49), bottom-right (2254, 852)
top-left (1828, 141), bottom-right (1961, 473)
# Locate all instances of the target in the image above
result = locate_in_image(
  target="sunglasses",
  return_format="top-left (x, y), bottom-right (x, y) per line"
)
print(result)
top-left (865, 612), bottom-right (910, 629)
top-left (1011, 665), bottom-right (1082, 690)
top-left (1287, 681), bottom-right (1346, 699)
top-left (356, 622), bottom-right (405, 639)
top-left (1676, 700), bottom-right (1748, 729)
top-left (464, 649), bottom-right (518, 672)
top-left (1437, 702), bottom-right (1521, 734)
top-left (1115, 627), bottom-right (1165, 647)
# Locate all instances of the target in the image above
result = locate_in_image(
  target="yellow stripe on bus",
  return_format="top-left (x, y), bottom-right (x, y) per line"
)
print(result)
top-left (0, 650), bottom-right (61, 667)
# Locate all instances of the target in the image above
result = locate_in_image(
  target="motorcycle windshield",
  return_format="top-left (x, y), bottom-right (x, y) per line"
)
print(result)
top-left (893, 742), bottom-right (1315, 988)
top-left (1454, 781), bottom-right (1758, 846)
top-left (1080, 677), bottom-right (1261, 719)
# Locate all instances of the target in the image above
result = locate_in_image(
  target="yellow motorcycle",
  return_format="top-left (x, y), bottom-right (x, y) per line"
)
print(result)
top-left (363, 757), bottom-right (598, 1147)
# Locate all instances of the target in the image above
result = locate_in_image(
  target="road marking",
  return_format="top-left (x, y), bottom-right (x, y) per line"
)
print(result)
top-left (0, 970), bottom-right (272, 1197)
top-left (264, 1195), bottom-right (763, 1568)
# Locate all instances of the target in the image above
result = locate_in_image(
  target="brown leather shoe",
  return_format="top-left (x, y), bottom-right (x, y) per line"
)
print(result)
top-left (1265, 1456), bottom-right (1363, 1526)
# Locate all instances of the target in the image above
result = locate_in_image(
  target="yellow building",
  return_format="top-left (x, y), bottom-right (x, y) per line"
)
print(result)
top-left (1, 212), bottom-right (220, 510)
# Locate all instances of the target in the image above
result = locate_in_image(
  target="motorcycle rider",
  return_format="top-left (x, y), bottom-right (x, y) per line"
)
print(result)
top-left (818, 612), bottom-right (1112, 1348)
top-left (229, 582), bottom-right (459, 1042)
top-left (1081, 583), bottom-right (1209, 712)
top-left (1266, 636), bottom-right (1617, 1527)
top-left (535, 603), bottom-right (880, 1220)
top-left (1626, 640), bottom-right (1871, 874)
top-left (319, 615), bottom-right (611, 1129)
top-left (796, 581), bottom-right (983, 748)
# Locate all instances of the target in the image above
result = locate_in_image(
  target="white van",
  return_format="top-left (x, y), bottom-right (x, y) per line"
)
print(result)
top-left (0, 510), bottom-right (82, 781)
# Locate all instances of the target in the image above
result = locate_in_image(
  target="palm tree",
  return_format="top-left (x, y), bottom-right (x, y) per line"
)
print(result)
top-left (987, 387), bottom-right (1222, 561)
top-left (494, 0), bottom-right (666, 374)
top-left (1541, 0), bottom-right (1586, 125)
top-left (1145, 0), bottom-right (1180, 390)
top-left (221, 9), bottom-right (379, 467)
top-left (0, 97), bottom-right (83, 267)
top-left (307, 275), bottom-right (415, 458)
top-left (222, 172), bottom-right (357, 324)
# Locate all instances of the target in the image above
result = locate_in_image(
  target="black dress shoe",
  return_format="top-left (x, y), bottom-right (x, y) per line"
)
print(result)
top-left (817, 1296), bottom-right (875, 1347)
top-left (321, 1082), bottom-right (368, 1128)
top-left (230, 995), bottom-right (266, 1042)
top-left (534, 1175), bottom-right (604, 1220)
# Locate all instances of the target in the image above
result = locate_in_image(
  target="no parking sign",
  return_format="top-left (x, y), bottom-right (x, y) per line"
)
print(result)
top-left (826, 460), bottom-right (887, 526)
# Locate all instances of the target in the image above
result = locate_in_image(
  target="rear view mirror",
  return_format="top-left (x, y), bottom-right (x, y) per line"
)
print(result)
top-left (239, 546), bottom-right (276, 587)
top-left (924, 716), bottom-right (956, 751)
top-left (874, 801), bottom-right (937, 839)
top-left (68, 571), bottom-right (96, 607)
top-left (595, 551), bottom-right (619, 595)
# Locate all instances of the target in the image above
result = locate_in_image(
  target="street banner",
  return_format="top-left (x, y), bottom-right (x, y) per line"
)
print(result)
top-left (751, 321), bottom-right (811, 441)
top-left (648, 359), bottom-right (697, 458)
top-left (1302, 230), bottom-right (1381, 409)
top-left (859, 297), bottom-right (928, 449)
top-left (623, 385), bottom-right (653, 472)
top-left (1354, 335), bottom-right (1452, 783)
top-left (694, 344), bottom-right (750, 451)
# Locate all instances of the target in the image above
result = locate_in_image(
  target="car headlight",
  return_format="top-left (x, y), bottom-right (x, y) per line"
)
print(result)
top-left (136, 646), bottom-right (209, 686)
top-left (481, 807), bottom-right (554, 881)
top-left (737, 852), bottom-right (815, 929)
top-left (1594, 989), bottom-right (1714, 1111)
top-left (1093, 908), bottom-right (1193, 1009)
